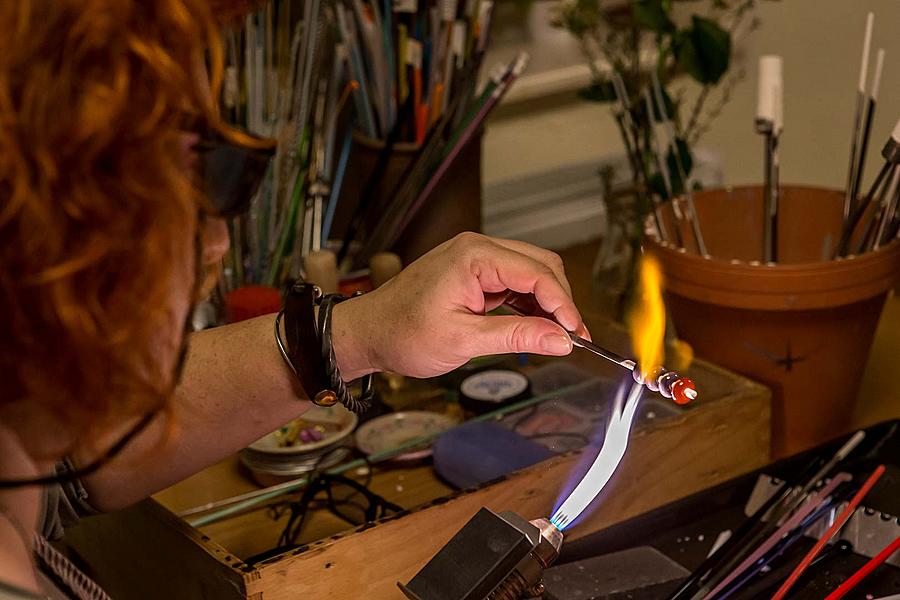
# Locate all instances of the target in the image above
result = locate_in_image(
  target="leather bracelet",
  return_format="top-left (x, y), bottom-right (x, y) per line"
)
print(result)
top-left (317, 293), bottom-right (374, 413)
top-left (274, 282), bottom-right (373, 413)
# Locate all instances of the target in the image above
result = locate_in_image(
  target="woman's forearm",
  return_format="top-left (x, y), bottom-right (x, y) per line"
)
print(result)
top-left (75, 233), bottom-right (585, 512)
top-left (78, 314), bottom-right (314, 512)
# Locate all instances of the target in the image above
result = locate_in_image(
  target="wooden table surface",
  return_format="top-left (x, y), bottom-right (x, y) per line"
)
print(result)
top-left (152, 240), bottom-right (749, 560)
top-left (154, 454), bottom-right (455, 559)
top-left (64, 241), bottom-right (773, 600)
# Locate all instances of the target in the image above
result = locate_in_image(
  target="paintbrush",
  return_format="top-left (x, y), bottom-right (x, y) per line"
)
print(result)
top-left (854, 164), bottom-right (898, 255)
top-left (871, 166), bottom-right (900, 251)
top-left (850, 48), bottom-right (885, 213)
top-left (837, 118), bottom-right (900, 256)
top-left (335, 95), bottom-right (413, 265)
top-left (389, 53), bottom-right (529, 243)
top-left (843, 12), bottom-right (875, 220)
top-left (351, 99), bottom-right (462, 268)
top-left (352, 57), bottom-right (513, 267)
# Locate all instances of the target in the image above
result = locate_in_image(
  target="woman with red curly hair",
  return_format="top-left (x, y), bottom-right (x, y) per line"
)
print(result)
top-left (0, 1), bottom-right (588, 597)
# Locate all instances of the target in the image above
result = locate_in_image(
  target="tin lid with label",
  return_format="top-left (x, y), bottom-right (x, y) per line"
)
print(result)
top-left (459, 369), bottom-right (531, 414)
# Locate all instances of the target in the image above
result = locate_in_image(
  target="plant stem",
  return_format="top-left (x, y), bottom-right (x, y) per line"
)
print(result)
top-left (614, 113), bottom-right (641, 186)
top-left (689, 65), bottom-right (745, 145)
top-left (630, 26), bottom-right (640, 89)
top-left (684, 85), bottom-right (710, 140)
top-left (578, 38), bottom-right (607, 82)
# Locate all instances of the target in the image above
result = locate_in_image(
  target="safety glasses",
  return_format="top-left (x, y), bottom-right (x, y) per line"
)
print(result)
top-left (195, 127), bottom-right (275, 218)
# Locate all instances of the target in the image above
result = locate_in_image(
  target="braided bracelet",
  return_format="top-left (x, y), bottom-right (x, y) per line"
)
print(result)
top-left (316, 293), bottom-right (374, 413)
top-left (274, 282), bottom-right (373, 414)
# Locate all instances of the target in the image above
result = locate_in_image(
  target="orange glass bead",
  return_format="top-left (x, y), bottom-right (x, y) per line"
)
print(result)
top-left (671, 377), bottom-right (697, 405)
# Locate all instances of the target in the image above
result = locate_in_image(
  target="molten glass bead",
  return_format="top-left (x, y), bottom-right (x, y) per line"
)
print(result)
top-left (671, 377), bottom-right (697, 405)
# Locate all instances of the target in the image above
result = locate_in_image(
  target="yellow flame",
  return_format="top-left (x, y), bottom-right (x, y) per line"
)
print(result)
top-left (627, 255), bottom-right (665, 379)
top-left (672, 339), bottom-right (694, 372)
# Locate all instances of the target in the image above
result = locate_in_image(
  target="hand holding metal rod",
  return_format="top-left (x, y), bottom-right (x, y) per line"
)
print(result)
top-left (503, 303), bottom-right (697, 405)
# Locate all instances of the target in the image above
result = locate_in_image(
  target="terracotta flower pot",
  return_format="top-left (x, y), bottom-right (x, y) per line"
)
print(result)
top-left (645, 185), bottom-right (900, 456)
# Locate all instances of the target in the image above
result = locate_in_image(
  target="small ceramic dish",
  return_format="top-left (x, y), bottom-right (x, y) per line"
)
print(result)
top-left (354, 411), bottom-right (458, 462)
top-left (240, 405), bottom-right (358, 484)
top-left (247, 405), bottom-right (358, 454)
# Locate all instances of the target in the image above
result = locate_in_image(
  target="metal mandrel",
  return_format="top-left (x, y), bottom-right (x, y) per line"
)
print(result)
top-left (502, 303), bottom-right (697, 404)
top-left (570, 334), bottom-right (697, 405)
top-left (756, 55), bottom-right (783, 264)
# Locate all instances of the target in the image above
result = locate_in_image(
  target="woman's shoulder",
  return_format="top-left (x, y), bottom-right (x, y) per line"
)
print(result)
top-left (39, 459), bottom-right (99, 542)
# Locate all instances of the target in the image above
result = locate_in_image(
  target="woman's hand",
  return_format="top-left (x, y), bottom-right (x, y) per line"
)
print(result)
top-left (332, 233), bottom-right (590, 380)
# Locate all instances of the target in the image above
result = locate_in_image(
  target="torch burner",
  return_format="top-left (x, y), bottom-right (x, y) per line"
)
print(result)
top-left (399, 509), bottom-right (563, 600)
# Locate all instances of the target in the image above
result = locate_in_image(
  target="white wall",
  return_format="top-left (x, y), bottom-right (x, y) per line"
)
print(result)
top-left (483, 0), bottom-right (900, 192)
top-left (699, 0), bottom-right (900, 189)
top-left (481, 0), bottom-right (625, 186)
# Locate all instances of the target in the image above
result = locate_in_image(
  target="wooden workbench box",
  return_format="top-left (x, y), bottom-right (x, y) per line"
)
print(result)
top-left (63, 352), bottom-right (770, 600)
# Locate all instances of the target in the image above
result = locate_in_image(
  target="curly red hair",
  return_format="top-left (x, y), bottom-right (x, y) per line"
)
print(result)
top-left (0, 0), bottom-right (253, 445)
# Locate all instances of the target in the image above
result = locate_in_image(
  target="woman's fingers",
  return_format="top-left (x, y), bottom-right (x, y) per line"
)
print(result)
top-left (461, 314), bottom-right (573, 357)
top-left (466, 241), bottom-right (584, 333)
top-left (487, 238), bottom-right (572, 297)
top-left (485, 238), bottom-right (592, 341)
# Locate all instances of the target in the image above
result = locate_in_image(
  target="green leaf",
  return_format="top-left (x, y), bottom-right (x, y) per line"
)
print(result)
top-left (648, 172), bottom-right (669, 198)
top-left (632, 0), bottom-right (674, 33)
top-left (578, 80), bottom-right (617, 103)
top-left (679, 16), bottom-right (731, 84)
top-left (674, 34), bottom-right (699, 81)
